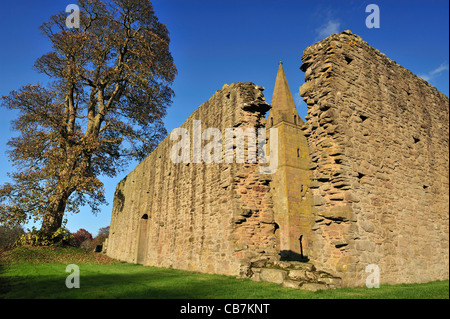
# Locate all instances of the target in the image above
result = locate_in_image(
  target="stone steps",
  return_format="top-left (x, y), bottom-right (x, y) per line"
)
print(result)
top-left (247, 260), bottom-right (342, 291)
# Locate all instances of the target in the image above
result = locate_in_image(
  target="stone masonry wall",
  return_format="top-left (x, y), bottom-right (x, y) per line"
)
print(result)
top-left (108, 31), bottom-right (448, 289)
top-left (107, 82), bottom-right (279, 276)
top-left (299, 30), bottom-right (449, 287)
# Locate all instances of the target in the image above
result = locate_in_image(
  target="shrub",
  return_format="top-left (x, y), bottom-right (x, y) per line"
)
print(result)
top-left (0, 225), bottom-right (24, 251)
top-left (80, 239), bottom-right (94, 252)
top-left (72, 229), bottom-right (93, 248)
top-left (72, 226), bottom-right (110, 252)
top-left (17, 227), bottom-right (74, 247)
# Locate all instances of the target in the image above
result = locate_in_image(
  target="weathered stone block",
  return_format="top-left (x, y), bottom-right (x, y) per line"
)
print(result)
top-left (299, 81), bottom-right (314, 97)
top-left (318, 275), bottom-right (342, 287)
top-left (282, 280), bottom-right (301, 289)
top-left (259, 268), bottom-right (288, 284)
top-left (356, 240), bottom-right (376, 252)
top-left (319, 205), bottom-right (353, 221)
top-left (287, 261), bottom-right (316, 271)
top-left (288, 269), bottom-right (307, 280)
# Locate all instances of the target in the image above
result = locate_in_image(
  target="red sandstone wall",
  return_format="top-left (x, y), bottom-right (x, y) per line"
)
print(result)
top-left (107, 82), bottom-right (278, 276)
top-left (300, 30), bottom-right (449, 287)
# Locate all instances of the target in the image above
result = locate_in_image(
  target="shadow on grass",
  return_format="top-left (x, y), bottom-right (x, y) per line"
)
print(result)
top-left (0, 264), bottom-right (292, 299)
top-left (1, 263), bottom-right (449, 299)
top-left (0, 263), bottom-right (11, 296)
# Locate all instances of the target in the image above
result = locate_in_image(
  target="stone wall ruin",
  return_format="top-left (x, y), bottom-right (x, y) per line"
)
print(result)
top-left (107, 82), bottom-right (279, 276)
top-left (107, 31), bottom-right (449, 288)
top-left (299, 30), bottom-right (449, 286)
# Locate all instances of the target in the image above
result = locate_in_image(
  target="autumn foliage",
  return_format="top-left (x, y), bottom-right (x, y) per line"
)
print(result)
top-left (72, 228), bottom-right (93, 247)
top-left (73, 226), bottom-right (109, 251)
top-left (0, 0), bottom-right (176, 242)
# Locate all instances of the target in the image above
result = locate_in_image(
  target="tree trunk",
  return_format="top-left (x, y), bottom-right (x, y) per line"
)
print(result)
top-left (39, 146), bottom-right (79, 242)
top-left (39, 191), bottom-right (70, 242)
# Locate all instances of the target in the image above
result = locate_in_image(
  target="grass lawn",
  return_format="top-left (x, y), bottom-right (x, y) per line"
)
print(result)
top-left (0, 246), bottom-right (448, 299)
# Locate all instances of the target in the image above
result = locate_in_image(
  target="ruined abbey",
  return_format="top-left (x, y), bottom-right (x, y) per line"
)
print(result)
top-left (105, 31), bottom-right (449, 289)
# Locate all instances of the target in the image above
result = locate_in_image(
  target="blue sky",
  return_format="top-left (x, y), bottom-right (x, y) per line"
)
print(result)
top-left (0, 0), bottom-right (448, 236)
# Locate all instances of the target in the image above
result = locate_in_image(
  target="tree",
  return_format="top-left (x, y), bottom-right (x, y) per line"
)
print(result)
top-left (0, 0), bottom-right (176, 242)
top-left (72, 228), bottom-right (93, 247)
top-left (0, 225), bottom-right (25, 251)
top-left (95, 226), bottom-right (110, 244)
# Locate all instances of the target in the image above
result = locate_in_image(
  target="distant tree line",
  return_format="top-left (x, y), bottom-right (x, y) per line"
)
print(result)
top-left (72, 226), bottom-right (109, 252)
top-left (0, 225), bottom-right (109, 252)
top-left (0, 225), bottom-right (25, 251)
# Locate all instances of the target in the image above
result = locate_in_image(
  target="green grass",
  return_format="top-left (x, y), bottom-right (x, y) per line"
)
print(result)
top-left (0, 246), bottom-right (448, 299)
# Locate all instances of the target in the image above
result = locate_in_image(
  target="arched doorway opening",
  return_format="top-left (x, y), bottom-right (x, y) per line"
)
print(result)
top-left (137, 214), bottom-right (149, 264)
